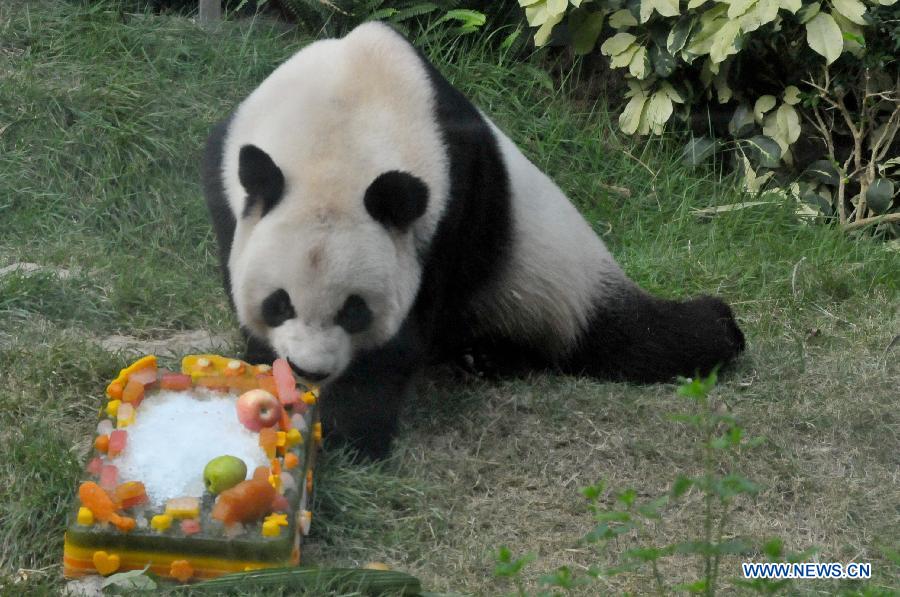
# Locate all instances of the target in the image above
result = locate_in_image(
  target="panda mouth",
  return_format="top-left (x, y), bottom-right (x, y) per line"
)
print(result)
top-left (287, 359), bottom-right (330, 383)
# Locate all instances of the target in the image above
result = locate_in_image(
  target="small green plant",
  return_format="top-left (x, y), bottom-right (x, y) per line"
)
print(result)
top-left (493, 371), bottom-right (813, 595)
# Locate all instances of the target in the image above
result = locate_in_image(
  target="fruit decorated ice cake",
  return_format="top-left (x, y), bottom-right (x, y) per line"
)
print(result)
top-left (63, 354), bottom-right (321, 582)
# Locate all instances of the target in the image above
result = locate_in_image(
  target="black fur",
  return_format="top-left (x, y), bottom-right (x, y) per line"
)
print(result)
top-left (239, 144), bottom-right (284, 218)
top-left (364, 171), bottom-right (429, 231)
top-left (201, 118), bottom-right (236, 303)
top-left (261, 288), bottom-right (296, 328)
top-left (561, 290), bottom-right (745, 382)
top-left (334, 294), bottom-right (373, 334)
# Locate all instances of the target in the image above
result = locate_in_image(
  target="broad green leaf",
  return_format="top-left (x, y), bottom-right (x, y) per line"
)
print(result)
top-left (570, 10), bottom-right (607, 54)
top-left (709, 19), bottom-right (742, 63)
top-left (831, 0), bottom-right (867, 25)
top-left (783, 85), bottom-right (801, 105)
top-left (729, 104), bottom-right (756, 137)
top-left (796, 1), bottom-right (820, 23)
top-left (762, 112), bottom-right (790, 157)
top-left (102, 566), bottom-right (157, 591)
top-left (645, 89), bottom-right (674, 133)
top-left (753, 95), bottom-right (777, 123)
top-left (866, 179), bottom-right (896, 214)
top-left (619, 92), bottom-right (649, 134)
top-left (801, 188), bottom-right (835, 216)
top-left (667, 17), bottom-right (695, 53)
top-left (525, 3), bottom-right (549, 26)
top-left (660, 81), bottom-right (685, 102)
top-left (688, 0), bottom-right (708, 6)
top-left (519, 0), bottom-right (545, 6)
top-left (806, 12), bottom-right (843, 64)
top-left (775, 103), bottom-right (801, 144)
top-left (655, 0), bottom-right (680, 16)
top-left (534, 10), bottom-right (565, 45)
top-left (650, 45), bottom-right (676, 76)
top-left (831, 11), bottom-right (866, 55)
top-left (779, 0), bottom-right (801, 12)
top-left (601, 32), bottom-right (638, 55)
top-left (739, 0), bottom-right (780, 32)
top-left (713, 59), bottom-right (732, 102)
top-left (682, 5), bottom-right (728, 61)
top-left (640, 0), bottom-right (679, 23)
top-left (877, 0), bottom-right (897, 4)
top-left (728, 0), bottom-right (756, 18)
top-left (744, 135), bottom-right (782, 167)
top-left (611, 43), bottom-right (641, 68)
top-left (629, 45), bottom-right (650, 78)
top-left (681, 137), bottom-right (717, 166)
top-left (804, 160), bottom-right (840, 185)
top-left (878, 157), bottom-right (900, 174)
top-left (741, 156), bottom-right (775, 194)
top-left (547, 0), bottom-right (569, 15)
top-left (609, 8), bottom-right (638, 27)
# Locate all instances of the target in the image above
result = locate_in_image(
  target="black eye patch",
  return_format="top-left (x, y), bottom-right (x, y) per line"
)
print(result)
top-left (334, 294), bottom-right (372, 334)
top-left (261, 288), bottom-right (295, 328)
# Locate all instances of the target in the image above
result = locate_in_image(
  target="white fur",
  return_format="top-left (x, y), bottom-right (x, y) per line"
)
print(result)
top-left (221, 22), bottom-right (631, 376)
top-left (468, 123), bottom-right (630, 356)
top-left (221, 23), bottom-right (448, 380)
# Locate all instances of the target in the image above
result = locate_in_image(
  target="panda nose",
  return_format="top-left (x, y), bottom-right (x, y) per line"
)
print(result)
top-left (288, 361), bottom-right (329, 383)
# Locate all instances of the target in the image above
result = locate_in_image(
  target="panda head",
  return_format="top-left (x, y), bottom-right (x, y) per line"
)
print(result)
top-left (228, 144), bottom-right (430, 384)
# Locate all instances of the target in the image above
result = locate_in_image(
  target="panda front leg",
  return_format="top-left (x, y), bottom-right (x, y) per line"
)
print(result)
top-left (318, 319), bottom-right (424, 461)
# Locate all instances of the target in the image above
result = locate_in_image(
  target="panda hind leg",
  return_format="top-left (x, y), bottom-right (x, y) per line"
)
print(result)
top-left (562, 289), bottom-right (746, 383)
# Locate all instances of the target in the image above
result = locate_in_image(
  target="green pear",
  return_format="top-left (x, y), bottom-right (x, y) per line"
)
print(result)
top-left (203, 455), bottom-right (247, 494)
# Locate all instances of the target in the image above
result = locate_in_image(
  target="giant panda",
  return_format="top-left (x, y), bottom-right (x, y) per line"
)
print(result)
top-left (202, 22), bottom-right (745, 459)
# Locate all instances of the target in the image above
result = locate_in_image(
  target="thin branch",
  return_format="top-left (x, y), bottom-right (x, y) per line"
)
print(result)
top-left (843, 212), bottom-right (900, 231)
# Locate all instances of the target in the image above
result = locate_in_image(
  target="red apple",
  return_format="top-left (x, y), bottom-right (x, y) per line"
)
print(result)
top-left (236, 389), bottom-right (283, 431)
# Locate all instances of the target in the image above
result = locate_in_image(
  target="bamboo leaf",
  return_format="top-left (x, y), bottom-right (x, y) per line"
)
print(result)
top-left (806, 12), bottom-right (843, 64)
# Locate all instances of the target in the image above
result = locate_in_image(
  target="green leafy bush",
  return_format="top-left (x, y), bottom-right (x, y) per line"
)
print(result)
top-left (519, 0), bottom-right (900, 235)
top-left (274, 0), bottom-right (488, 39)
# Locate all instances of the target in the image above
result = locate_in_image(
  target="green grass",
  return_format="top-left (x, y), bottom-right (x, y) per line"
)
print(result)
top-left (1, 1), bottom-right (898, 595)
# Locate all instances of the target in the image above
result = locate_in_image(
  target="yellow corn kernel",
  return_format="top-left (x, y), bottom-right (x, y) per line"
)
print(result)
top-left (313, 422), bottom-right (323, 445)
top-left (77, 507), bottom-right (94, 526)
top-left (105, 400), bottom-right (121, 418)
top-left (285, 428), bottom-right (303, 448)
top-left (151, 514), bottom-right (172, 532)
top-left (301, 391), bottom-right (317, 405)
top-left (261, 519), bottom-right (281, 537)
top-left (268, 474), bottom-right (282, 492)
top-left (165, 497), bottom-right (200, 519)
top-left (276, 431), bottom-right (287, 448)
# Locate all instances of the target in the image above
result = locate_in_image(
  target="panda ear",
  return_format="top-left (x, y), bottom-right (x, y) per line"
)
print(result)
top-left (239, 144), bottom-right (284, 217)
top-left (364, 171), bottom-right (429, 231)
